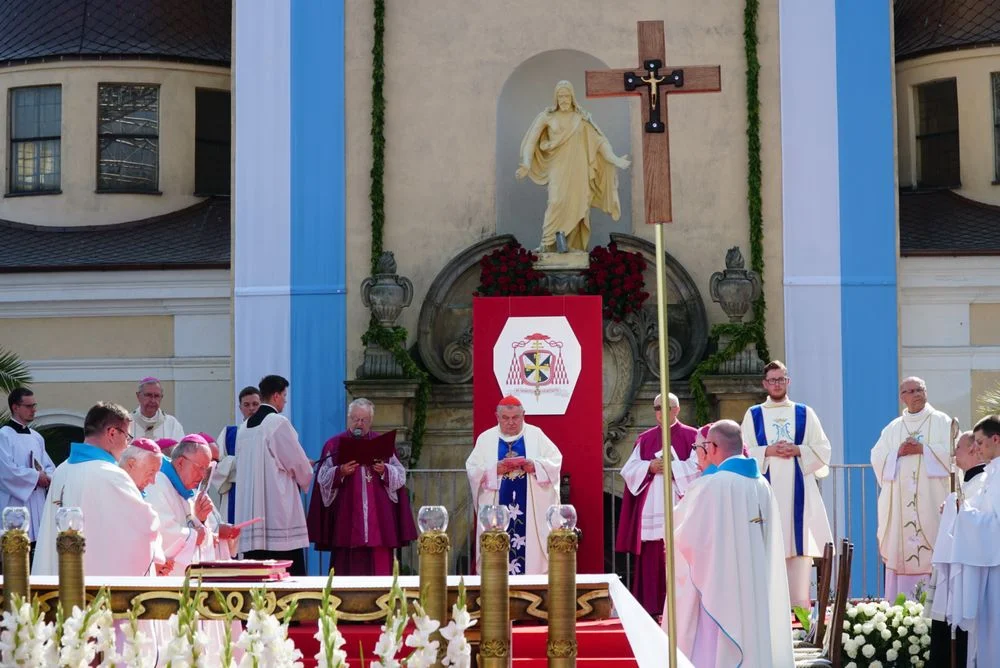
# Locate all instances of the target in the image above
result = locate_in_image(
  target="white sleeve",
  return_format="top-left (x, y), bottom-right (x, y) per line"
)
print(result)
top-left (317, 458), bottom-right (337, 507)
top-left (466, 435), bottom-right (500, 493)
top-left (620, 443), bottom-right (653, 496)
top-left (272, 419), bottom-right (314, 491)
top-left (530, 430), bottom-right (562, 488)
top-left (0, 431), bottom-right (41, 503)
top-left (383, 455), bottom-right (406, 503)
top-left (799, 407), bottom-right (831, 478)
top-left (741, 411), bottom-right (769, 473)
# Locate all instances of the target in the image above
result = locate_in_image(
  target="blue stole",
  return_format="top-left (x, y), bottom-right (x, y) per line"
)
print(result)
top-left (701, 456), bottom-right (761, 479)
top-left (161, 460), bottom-right (195, 500)
top-left (750, 403), bottom-right (807, 556)
top-left (225, 425), bottom-right (238, 523)
top-left (67, 442), bottom-right (117, 465)
top-left (497, 436), bottom-right (528, 575)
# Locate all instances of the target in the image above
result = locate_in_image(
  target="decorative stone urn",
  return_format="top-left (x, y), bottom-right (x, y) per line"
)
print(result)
top-left (709, 247), bottom-right (761, 323)
top-left (359, 252), bottom-right (413, 378)
top-left (708, 247), bottom-right (764, 374)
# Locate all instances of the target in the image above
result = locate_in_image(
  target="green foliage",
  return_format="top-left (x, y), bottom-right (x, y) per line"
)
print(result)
top-left (792, 605), bottom-right (812, 632)
top-left (360, 0), bottom-right (429, 468)
top-left (0, 348), bottom-right (32, 424)
top-left (361, 324), bottom-right (430, 468)
top-left (689, 0), bottom-right (768, 422)
top-left (369, 0), bottom-right (386, 277)
top-left (977, 384), bottom-right (1000, 419)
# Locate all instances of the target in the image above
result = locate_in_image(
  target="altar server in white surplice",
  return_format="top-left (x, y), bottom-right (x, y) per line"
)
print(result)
top-left (33, 403), bottom-right (161, 577)
top-left (933, 415), bottom-right (1000, 667)
top-left (928, 430), bottom-right (986, 667)
top-left (665, 420), bottom-right (794, 668)
top-left (234, 375), bottom-right (314, 575)
top-left (466, 395), bottom-right (562, 575)
top-left (740, 360), bottom-right (833, 609)
top-left (144, 434), bottom-right (241, 569)
top-left (0, 388), bottom-right (55, 542)
top-left (871, 376), bottom-right (951, 601)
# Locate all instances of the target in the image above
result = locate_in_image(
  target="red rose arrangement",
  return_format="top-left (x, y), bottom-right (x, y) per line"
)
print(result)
top-left (586, 242), bottom-right (649, 321)
top-left (475, 241), bottom-right (550, 297)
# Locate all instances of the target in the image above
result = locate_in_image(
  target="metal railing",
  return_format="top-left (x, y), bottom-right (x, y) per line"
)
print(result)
top-left (401, 463), bottom-right (882, 597)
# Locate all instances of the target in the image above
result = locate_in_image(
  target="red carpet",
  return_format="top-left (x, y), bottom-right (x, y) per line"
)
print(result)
top-left (289, 619), bottom-right (635, 666)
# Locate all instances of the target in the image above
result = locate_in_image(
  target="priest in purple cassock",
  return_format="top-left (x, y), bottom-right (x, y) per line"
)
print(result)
top-left (306, 398), bottom-right (417, 575)
top-left (616, 393), bottom-right (699, 615)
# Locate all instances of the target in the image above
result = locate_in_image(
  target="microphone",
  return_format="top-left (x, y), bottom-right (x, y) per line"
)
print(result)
top-left (351, 428), bottom-right (363, 438)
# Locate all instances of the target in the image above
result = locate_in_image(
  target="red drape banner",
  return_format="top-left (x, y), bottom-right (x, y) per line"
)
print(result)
top-left (472, 295), bottom-right (604, 574)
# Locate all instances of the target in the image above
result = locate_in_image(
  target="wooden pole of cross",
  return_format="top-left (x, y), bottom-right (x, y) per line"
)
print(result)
top-left (586, 20), bottom-right (720, 666)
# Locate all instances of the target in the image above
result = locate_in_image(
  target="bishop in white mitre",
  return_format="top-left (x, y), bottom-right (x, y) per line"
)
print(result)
top-left (0, 389), bottom-right (55, 543)
top-left (466, 395), bottom-right (562, 575)
top-left (666, 420), bottom-right (794, 668)
top-left (931, 415), bottom-right (1000, 667)
top-left (34, 403), bottom-right (161, 577)
top-left (740, 361), bottom-right (833, 609)
top-left (871, 377), bottom-right (950, 600)
top-left (928, 430), bottom-right (986, 667)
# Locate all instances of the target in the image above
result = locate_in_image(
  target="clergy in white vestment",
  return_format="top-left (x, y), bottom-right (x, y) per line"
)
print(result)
top-left (871, 376), bottom-right (951, 601)
top-left (129, 377), bottom-right (185, 442)
top-left (144, 434), bottom-right (241, 569)
top-left (928, 430), bottom-right (986, 667)
top-left (740, 360), bottom-right (833, 609)
top-left (234, 375), bottom-right (313, 575)
top-left (33, 403), bottom-right (162, 577)
top-left (931, 414), bottom-right (1000, 667)
top-left (466, 395), bottom-right (562, 575)
top-left (0, 388), bottom-right (55, 543)
top-left (665, 419), bottom-right (794, 668)
top-left (211, 386), bottom-right (261, 524)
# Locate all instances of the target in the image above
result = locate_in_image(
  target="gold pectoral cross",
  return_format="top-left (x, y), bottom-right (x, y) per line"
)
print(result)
top-left (750, 508), bottom-right (765, 525)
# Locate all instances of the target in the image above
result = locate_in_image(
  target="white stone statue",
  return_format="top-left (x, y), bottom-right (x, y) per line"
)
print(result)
top-left (516, 80), bottom-right (630, 253)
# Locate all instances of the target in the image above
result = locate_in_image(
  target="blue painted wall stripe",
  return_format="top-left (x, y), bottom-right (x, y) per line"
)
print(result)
top-left (290, 0), bottom-right (347, 574)
top-left (836, 0), bottom-right (899, 596)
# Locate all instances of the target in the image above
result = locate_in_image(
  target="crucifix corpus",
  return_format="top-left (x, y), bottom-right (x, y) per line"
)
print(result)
top-left (586, 20), bottom-right (720, 667)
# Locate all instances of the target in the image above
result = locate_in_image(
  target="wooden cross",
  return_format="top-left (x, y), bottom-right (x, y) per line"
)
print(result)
top-left (586, 21), bottom-right (721, 224)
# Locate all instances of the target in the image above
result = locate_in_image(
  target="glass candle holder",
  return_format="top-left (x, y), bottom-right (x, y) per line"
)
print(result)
top-left (2, 506), bottom-right (29, 532)
top-left (545, 504), bottom-right (578, 530)
top-left (417, 505), bottom-right (449, 533)
top-left (478, 504), bottom-right (511, 532)
top-left (55, 507), bottom-right (84, 533)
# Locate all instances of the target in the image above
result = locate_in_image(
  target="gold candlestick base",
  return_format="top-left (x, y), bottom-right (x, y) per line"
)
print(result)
top-left (1, 529), bottom-right (31, 610)
top-left (419, 529), bottom-right (449, 665)
top-left (546, 528), bottom-right (578, 667)
top-left (56, 530), bottom-right (86, 613)
top-left (479, 528), bottom-right (510, 667)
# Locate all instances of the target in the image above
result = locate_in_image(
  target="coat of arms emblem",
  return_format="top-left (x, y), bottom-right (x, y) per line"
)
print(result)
top-left (507, 333), bottom-right (569, 398)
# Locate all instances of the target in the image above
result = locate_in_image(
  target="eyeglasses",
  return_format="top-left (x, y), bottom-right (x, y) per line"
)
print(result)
top-left (900, 388), bottom-right (925, 395)
top-left (694, 443), bottom-right (708, 454)
top-left (139, 392), bottom-right (163, 400)
top-left (653, 406), bottom-right (662, 412)
top-left (18, 402), bottom-right (38, 409)
top-left (178, 455), bottom-right (209, 475)
top-left (764, 377), bottom-right (789, 385)
top-left (113, 425), bottom-right (133, 444)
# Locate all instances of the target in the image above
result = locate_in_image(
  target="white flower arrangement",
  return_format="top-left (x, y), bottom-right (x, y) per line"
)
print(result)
top-left (57, 589), bottom-right (118, 668)
top-left (439, 579), bottom-right (475, 668)
top-left (841, 596), bottom-right (931, 668)
top-left (372, 561), bottom-right (408, 668)
top-left (0, 594), bottom-right (56, 667)
top-left (121, 600), bottom-right (156, 668)
top-left (401, 604), bottom-right (440, 668)
top-left (161, 576), bottom-right (209, 668)
top-left (235, 588), bottom-right (303, 668)
top-left (314, 570), bottom-right (350, 668)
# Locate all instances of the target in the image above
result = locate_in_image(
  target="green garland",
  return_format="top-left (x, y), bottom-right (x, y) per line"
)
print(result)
top-left (689, 0), bottom-right (769, 423)
top-left (369, 0), bottom-right (386, 276)
top-left (361, 325), bottom-right (430, 468)
top-left (361, 0), bottom-right (429, 468)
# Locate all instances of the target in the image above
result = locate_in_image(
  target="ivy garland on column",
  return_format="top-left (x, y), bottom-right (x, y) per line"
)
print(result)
top-left (362, 0), bottom-right (430, 468)
top-left (688, 0), bottom-right (770, 423)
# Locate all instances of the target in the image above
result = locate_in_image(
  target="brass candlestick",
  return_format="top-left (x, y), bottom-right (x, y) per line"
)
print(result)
top-left (1, 506), bottom-right (32, 610)
top-left (418, 506), bottom-right (450, 665)
top-left (546, 505), bottom-right (579, 667)
top-left (478, 504), bottom-right (511, 668)
top-left (55, 507), bottom-right (86, 613)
